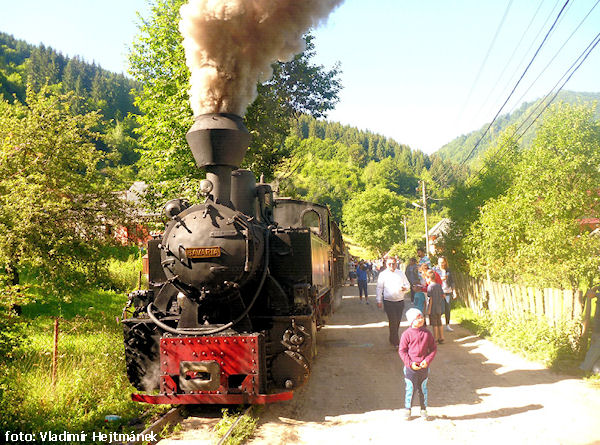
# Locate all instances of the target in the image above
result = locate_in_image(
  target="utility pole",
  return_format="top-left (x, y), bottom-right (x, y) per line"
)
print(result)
top-left (421, 181), bottom-right (430, 255)
top-left (411, 181), bottom-right (430, 255)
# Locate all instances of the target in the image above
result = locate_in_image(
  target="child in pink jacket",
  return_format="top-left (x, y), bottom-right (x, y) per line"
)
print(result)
top-left (398, 308), bottom-right (437, 419)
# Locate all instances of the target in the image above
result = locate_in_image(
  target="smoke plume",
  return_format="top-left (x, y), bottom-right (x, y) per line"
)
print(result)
top-left (179, 0), bottom-right (344, 117)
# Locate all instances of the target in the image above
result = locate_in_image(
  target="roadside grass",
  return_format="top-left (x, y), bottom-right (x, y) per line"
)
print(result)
top-left (451, 302), bottom-right (586, 373)
top-left (213, 407), bottom-right (260, 445)
top-left (0, 251), bottom-right (166, 441)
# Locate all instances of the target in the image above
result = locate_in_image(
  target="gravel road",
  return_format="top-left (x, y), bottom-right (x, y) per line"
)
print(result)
top-left (162, 282), bottom-right (600, 445)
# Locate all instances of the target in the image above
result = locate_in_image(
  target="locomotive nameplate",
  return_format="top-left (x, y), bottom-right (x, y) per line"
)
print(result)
top-left (185, 247), bottom-right (221, 258)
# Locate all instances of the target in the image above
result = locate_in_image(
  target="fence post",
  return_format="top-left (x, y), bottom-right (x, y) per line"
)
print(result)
top-left (52, 317), bottom-right (59, 389)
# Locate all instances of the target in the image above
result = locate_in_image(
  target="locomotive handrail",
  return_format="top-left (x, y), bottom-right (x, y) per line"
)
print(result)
top-left (146, 229), bottom-right (270, 335)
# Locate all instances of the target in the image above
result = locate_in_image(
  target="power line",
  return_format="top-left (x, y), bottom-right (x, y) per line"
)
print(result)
top-left (485, 0), bottom-right (566, 118)
top-left (431, 0), bottom-right (571, 188)
top-left (467, 30), bottom-right (600, 184)
top-left (507, 0), bottom-right (600, 115)
top-left (473, 0), bottom-right (547, 120)
top-left (470, 0), bottom-right (600, 177)
top-left (454, 0), bottom-right (514, 125)
top-left (456, 0), bottom-right (571, 169)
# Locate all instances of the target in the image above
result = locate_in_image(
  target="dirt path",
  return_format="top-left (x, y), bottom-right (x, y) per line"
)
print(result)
top-left (162, 283), bottom-right (600, 445)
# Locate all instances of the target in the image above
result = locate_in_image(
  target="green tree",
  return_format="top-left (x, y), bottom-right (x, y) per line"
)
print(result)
top-left (128, 0), bottom-right (342, 204)
top-left (282, 155), bottom-right (362, 221)
top-left (342, 187), bottom-right (409, 256)
top-left (0, 86), bottom-right (130, 288)
top-left (463, 103), bottom-right (600, 289)
top-left (443, 129), bottom-right (521, 271)
top-left (361, 157), bottom-right (419, 196)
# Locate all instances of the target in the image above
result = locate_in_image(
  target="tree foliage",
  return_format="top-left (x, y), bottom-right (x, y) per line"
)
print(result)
top-left (128, 0), bottom-right (342, 206)
top-left (342, 187), bottom-right (409, 257)
top-left (0, 86), bottom-right (131, 288)
top-left (362, 157), bottom-right (419, 196)
top-left (461, 103), bottom-right (600, 289)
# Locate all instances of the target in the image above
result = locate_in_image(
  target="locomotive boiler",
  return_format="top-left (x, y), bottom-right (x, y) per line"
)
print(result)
top-left (122, 113), bottom-right (346, 404)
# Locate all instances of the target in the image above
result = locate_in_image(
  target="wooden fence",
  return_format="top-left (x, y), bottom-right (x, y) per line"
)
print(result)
top-left (454, 271), bottom-right (585, 326)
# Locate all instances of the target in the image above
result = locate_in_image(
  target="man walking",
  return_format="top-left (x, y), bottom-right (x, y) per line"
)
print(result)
top-left (356, 260), bottom-right (369, 304)
top-left (376, 257), bottom-right (412, 348)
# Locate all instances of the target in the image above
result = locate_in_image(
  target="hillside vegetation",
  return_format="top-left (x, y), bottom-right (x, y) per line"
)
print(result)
top-left (436, 91), bottom-right (600, 167)
top-left (0, 32), bottom-right (141, 170)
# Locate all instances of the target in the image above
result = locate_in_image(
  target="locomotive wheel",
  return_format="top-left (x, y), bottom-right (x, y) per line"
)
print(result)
top-left (271, 350), bottom-right (310, 390)
top-left (123, 320), bottom-right (161, 391)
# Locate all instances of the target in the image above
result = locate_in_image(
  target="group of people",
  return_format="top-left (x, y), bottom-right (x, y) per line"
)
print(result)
top-left (356, 248), bottom-right (456, 419)
top-left (376, 248), bottom-right (455, 346)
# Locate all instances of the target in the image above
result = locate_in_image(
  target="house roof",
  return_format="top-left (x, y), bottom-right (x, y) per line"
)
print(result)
top-left (428, 218), bottom-right (451, 238)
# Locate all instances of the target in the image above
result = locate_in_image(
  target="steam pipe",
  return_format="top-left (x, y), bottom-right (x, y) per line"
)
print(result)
top-left (206, 166), bottom-right (232, 206)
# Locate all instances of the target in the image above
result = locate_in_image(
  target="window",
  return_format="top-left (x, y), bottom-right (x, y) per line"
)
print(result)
top-left (301, 209), bottom-right (321, 234)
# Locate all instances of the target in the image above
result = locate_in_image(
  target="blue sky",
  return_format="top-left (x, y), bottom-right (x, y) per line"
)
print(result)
top-left (1, 0), bottom-right (598, 153)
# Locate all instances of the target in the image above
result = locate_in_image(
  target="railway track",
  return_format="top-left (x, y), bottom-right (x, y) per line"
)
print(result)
top-left (127, 405), bottom-right (257, 444)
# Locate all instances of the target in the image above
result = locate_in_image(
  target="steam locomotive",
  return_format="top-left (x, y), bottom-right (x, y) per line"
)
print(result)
top-left (122, 113), bottom-right (347, 404)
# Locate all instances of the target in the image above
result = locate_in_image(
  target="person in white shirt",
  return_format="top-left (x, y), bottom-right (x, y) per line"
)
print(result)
top-left (376, 257), bottom-right (412, 348)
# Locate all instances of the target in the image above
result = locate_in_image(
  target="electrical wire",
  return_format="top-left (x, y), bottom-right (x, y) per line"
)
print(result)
top-left (431, 0), bottom-right (571, 189)
top-left (455, 0), bottom-right (514, 125)
top-left (465, 0), bottom-right (600, 181)
top-left (508, 0), bottom-right (600, 115)
top-left (484, 0), bottom-right (566, 118)
top-left (473, 0), bottom-right (547, 120)
top-left (467, 30), bottom-right (600, 184)
top-left (433, 0), bottom-right (569, 186)
top-left (456, 0), bottom-right (571, 169)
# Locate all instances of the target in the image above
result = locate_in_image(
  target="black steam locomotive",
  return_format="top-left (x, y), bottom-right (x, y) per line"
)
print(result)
top-left (122, 113), bottom-right (347, 404)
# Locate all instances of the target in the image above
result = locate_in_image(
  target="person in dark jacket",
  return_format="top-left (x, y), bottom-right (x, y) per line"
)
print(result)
top-left (356, 260), bottom-right (369, 304)
top-left (426, 270), bottom-right (445, 344)
top-left (398, 308), bottom-right (437, 419)
top-left (404, 257), bottom-right (419, 302)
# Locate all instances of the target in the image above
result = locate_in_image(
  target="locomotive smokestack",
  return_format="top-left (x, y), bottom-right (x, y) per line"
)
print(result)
top-left (185, 113), bottom-right (251, 206)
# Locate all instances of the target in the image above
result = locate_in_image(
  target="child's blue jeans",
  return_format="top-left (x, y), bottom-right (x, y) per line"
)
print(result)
top-left (404, 366), bottom-right (429, 410)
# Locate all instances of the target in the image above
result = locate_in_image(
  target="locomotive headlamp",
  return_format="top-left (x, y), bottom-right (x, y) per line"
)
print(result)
top-left (164, 198), bottom-right (190, 219)
top-left (199, 179), bottom-right (214, 196)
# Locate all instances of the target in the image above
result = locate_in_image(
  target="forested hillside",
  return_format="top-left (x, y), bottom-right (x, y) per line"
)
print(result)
top-left (0, 31), bottom-right (143, 172)
top-left (277, 115), bottom-right (469, 257)
top-left (436, 90), bottom-right (600, 166)
top-left (292, 115), bottom-right (424, 168)
top-left (290, 114), bottom-right (467, 182)
top-left (0, 32), bottom-right (139, 121)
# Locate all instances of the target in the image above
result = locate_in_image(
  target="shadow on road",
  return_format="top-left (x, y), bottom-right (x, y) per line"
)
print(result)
top-left (269, 283), bottom-right (570, 422)
top-left (435, 403), bottom-right (544, 421)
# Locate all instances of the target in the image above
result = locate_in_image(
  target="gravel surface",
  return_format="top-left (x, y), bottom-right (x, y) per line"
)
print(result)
top-left (162, 283), bottom-right (600, 445)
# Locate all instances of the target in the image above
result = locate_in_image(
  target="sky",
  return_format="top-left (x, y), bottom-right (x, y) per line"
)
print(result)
top-left (1, 0), bottom-right (599, 154)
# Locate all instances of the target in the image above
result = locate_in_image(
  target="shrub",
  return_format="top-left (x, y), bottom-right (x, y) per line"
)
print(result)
top-left (453, 303), bottom-right (583, 368)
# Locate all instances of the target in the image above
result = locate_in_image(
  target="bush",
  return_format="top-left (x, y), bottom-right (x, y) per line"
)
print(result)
top-left (104, 253), bottom-right (146, 292)
top-left (0, 283), bottom-right (33, 359)
top-left (452, 303), bottom-right (583, 369)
